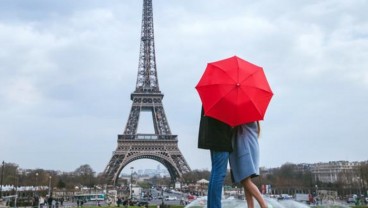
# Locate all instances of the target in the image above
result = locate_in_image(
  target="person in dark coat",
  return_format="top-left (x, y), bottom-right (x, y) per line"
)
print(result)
top-left (198, 107), bottom-right (233, 208)
top-left (47, 196), bottom-right (53, 208)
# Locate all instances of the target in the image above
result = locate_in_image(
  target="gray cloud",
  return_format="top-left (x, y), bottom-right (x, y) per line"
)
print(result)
top-left (0, 0), bottom-right (367, 173)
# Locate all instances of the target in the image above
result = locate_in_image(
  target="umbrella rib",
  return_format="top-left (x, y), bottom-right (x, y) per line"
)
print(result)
top-left (239, 70), bottom-right (258, 85)
top-left (247, 95), bottom-right (263, 118)
top-left (211, 65), bottom-right (238, 83)
top-left (239, 87), bottom-right (273, 119)
top-left (201, 64), bottom-right (240, 112)
top-left (244, 85), bottom-right (273, 94)
top-left (206, 84), bottom-right (237, 114)
top-left (240, 70), bottom-right (272, 93)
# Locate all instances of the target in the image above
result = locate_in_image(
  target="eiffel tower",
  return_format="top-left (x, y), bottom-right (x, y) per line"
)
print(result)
top-left (103, 0), bottom-right (191, 185)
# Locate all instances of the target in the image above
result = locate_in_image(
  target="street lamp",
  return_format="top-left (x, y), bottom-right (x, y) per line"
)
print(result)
top-left (315, 185), bottom-right (318, 205)
top-left (35, 173), bottom-right (39, 196)
top-left (48, 176), bottom-right (52, 197)
top-left (0, 161), bottom-right (4, 199)
top-left (14, 171), bottom-right (19, 208)
top-left (130, 167), bottom-right (134, 199)
top-left (161, 188), bottom-right (164, 206)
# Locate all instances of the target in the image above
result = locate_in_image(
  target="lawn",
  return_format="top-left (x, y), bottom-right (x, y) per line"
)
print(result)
top-left (81, 206), bottom-right (186, 208)
top-left (74, 205), bottom-right (368, 208)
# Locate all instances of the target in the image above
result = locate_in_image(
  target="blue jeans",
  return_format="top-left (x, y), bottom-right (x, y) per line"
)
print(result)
top-left (207, 150), bottom-right (229, 208)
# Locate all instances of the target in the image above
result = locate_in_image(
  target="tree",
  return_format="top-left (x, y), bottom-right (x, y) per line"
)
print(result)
top-left (74, 164), bottom-right (95, 187)
top-left (0, 162), bottom-right (19, 185)
top-left (182, 169), bottom-right (210, 184)
top-left (74, 164), bottom-right (94, 176)
top-left (57, 179), bottom-right (66, 189)
top-left (137, 181), bottom-right (151, 189)
top-left (358, 162), bottom-right (368, 195)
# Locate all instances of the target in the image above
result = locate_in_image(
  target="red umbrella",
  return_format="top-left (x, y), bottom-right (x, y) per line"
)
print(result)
top-left (195, 56), bottom-right (273, 127)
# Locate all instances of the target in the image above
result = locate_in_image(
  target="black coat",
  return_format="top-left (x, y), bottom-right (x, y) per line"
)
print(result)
top-left (197, 108), bottom-right (233, 152)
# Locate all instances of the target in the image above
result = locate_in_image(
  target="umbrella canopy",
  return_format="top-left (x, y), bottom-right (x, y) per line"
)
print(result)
top-left (195, 56), bottom-right (273, 127)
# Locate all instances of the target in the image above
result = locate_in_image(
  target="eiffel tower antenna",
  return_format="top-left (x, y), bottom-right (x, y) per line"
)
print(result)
top-left (136, 0), bottom-right (159, 93)
top-left (104, 0), bottom-right (191, 185)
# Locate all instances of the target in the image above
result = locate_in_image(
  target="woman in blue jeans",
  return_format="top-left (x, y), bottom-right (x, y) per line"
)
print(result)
top-left (198, 108), bottom-right (233, 208)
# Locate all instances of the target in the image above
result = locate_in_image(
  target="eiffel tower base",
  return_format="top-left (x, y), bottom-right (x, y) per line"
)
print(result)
top-left (104, 135), bottom-right (190, 185)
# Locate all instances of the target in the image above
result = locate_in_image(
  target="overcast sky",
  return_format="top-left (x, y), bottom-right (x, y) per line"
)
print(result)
top-left (0, 0), bottom-right (367, 175)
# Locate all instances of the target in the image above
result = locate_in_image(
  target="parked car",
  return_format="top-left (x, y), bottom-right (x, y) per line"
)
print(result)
top-left (187, 194), bottom-right (197, 201)
top-left (346, 197), bottom-right (355, 203)
top-left (136, 200), bottom-right (149, 207)
top-left (277, 194), bottom-right (293, 200)
top-left (123, 198), bottom-right (138, 206)
top-left (165, 196), bottom-right (177, 201)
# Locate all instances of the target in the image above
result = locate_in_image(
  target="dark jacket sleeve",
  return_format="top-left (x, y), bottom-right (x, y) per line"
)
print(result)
top-left (197, 107), bottom-right (233, 152)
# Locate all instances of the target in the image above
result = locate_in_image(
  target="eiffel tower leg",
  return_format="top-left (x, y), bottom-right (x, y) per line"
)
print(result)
top-left (104, 154), bottom-right (126, 185)
top-left (123, 105), bottom-right (141, 136)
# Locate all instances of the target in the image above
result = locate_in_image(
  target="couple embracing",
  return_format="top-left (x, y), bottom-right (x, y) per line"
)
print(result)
top-left (198, 108), bottom-right (269, 208)
top-left (195, 56), bottom-right (273, 208)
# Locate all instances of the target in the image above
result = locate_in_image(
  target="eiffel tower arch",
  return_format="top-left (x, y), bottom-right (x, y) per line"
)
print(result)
top-left (103, 0), bottom-right (191, 185)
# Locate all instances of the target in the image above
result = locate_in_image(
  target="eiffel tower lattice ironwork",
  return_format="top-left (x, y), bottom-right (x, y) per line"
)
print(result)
top-left (103, 0), bottom-right (191, 185)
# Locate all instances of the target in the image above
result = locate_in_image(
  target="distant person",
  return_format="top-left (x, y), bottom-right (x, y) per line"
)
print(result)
top-left (229, 121), bottom-right (268, 208)
top-left (308, 193), bottom-right (314, 204)
top-left (47, 196), bottom-right (53, 208)
top-left (106, 197), bottom-right (112, 206)
top-left (117, 197), bottom-right (122, 207)
top-left (123, 198), bottom-right (128, 208)
top-left (39, 196), bottom-right (45, 208)
top-left (52, 197), bottom-right (56, 208)
top-left (198, 107), bottom-right (233, 208)
top-left (34, 196), bottom-right (39, 208)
